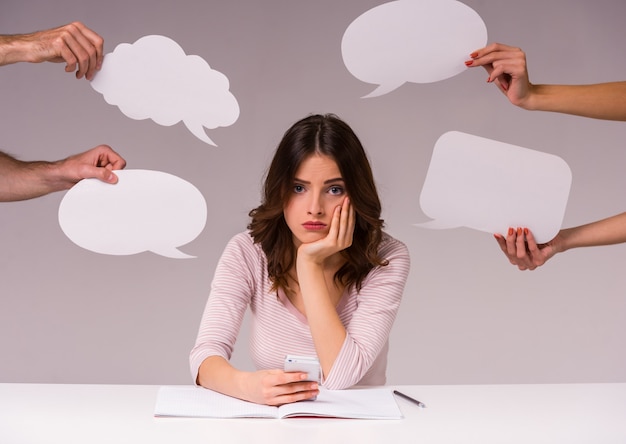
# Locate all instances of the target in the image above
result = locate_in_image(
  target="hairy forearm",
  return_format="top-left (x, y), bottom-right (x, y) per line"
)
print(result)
top-left (524, 82), bottom-right (626, 121)
top-left (560, 212), bottom-right (626, 251)
top-left (0, 151), bottom-right (66, 201)
top-left (0, 33), bottom-right (37, 66)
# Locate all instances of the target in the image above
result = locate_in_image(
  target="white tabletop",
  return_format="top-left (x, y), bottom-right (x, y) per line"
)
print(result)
top-left (1, 382), bottom-right (625, 444)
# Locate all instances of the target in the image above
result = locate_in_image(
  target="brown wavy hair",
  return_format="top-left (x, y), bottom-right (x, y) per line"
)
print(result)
top-left (248, 114), bottom-right (387, 292)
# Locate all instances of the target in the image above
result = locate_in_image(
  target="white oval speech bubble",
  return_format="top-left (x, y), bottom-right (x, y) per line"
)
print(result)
top-left (416, 131), bottom-right (572, 244)
top-left (342, 0), bottom-right (487, 98)
top-left (91, 35), bottom-right (240, 146)
top-left (59, 169), bottom-right (207, 258)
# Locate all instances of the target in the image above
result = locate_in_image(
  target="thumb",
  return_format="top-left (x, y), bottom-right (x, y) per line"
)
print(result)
top-left (101, 167), bottom-right (119, 184)
top-left (83, 165), bottom-right (118, 184)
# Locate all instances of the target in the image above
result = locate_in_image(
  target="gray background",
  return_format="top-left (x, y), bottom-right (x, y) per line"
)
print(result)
top-left (1, 0), bottom-right (624, 385)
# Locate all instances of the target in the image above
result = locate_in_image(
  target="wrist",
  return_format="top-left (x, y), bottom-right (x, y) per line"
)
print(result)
top-left (516, 83), bottom-right (539, 111)
top-left (40, 159), bottom-right (75, 192)
top-left (296, 245), bottom-right (326, 266)
top-left (553, 229), bottom-right (572, 253)
top-left (199, 356), bottom-right (249, 400)
top-left (0, 34), bottom-right (34, 65)
top-left (236, 370), bottom-right (265, 403)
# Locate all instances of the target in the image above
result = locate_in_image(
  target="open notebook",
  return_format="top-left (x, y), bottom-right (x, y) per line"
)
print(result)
top-left (154, 385), bottom-right (403, 419)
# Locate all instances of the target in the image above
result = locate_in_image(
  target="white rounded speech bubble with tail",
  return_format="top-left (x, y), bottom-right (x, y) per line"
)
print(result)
top-left (342, 0), bottom-right (487, 98)
top-left (416, 131), bottom-right (572, 244)
top-left (59, 170), bottom-right (207, 258)
top-left (91, 35), bottom-right (239, 145)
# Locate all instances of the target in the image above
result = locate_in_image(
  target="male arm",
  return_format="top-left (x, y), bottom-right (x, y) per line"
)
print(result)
top-left (0, 145), bottom-right (126, 201)
top-left (0, 21), bottom-right (103, 80)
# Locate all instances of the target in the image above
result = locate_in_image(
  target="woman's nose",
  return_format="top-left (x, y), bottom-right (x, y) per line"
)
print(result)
top-left (307, 194), bottom-right (323, 215)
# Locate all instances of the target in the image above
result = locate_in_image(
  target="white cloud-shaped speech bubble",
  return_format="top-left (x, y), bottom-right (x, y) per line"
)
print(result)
top-left (59, 169), bottom-right (207, 259)
top-left (91, 35), bottom-right (239, 145)
top-left (416, 131), bottom-right (572, 244)
top-left (342, 0), bottom-right (487, 98)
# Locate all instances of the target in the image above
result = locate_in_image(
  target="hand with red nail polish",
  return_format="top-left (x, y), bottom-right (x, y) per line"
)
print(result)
top-left (494, 213), bottom-right (626, 270)
top-left (493, 227), bottom-right (562, 271)
top-left (466, 43), bottom-right (626, 120)
top-left (465, 43), bottom-right (531, 108)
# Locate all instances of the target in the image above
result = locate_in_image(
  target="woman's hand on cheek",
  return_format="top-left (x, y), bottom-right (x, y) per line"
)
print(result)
top-left (298, 197), bottom-right (355, 264)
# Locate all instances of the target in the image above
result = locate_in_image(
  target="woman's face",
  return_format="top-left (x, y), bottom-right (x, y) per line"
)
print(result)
top-left (283, 153), bottom-right (346, 248)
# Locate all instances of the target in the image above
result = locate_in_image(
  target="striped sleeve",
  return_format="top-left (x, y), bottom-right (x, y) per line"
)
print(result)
top-left (323, 235), bottom-right (410, 389)
top-left (189, 232), bottom-right (261, 383)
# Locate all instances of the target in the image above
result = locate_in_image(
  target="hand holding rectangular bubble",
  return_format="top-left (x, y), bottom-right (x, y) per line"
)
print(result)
top-left (416, 131), bottom-right (572, 244)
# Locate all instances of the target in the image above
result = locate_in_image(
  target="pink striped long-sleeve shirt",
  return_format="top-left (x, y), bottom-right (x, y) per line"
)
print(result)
top-left (190, 231), bottom-right (410, 389)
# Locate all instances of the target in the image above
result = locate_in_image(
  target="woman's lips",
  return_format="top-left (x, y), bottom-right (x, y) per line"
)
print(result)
top-left (302, 221), bottom-right (327, 231)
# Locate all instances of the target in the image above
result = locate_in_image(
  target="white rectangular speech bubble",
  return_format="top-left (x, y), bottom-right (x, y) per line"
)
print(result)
top-left (416, 131), bottom-right (572, 244)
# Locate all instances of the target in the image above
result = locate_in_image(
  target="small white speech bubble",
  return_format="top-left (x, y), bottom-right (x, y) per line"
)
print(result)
top-left (91, 35), bottom-right (239, 145)
top-left (416, 131), bottom-right (572, 244)
top-left (59, 169), bottom-right (207, 258)
top-left (342, 0), bottom-right (487, 98)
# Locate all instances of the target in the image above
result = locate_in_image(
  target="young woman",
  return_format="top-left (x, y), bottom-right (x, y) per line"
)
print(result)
top-left (190, 114), bottom-right (410, 405)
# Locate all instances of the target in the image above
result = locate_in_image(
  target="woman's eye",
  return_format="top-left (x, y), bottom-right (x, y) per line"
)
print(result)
top-left (293, 184), bottom-right (305, 193)
top-left (329, 186), bottom-right (344, 195)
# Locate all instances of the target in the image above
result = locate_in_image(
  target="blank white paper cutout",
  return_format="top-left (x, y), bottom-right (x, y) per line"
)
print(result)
top-left (416, 131), bottom-right (572, 244)
top-left (342, 0), bottom-right (487, 98)
top-left (90, 35), bottom-right (239, 145)
top-left (58, 169), bottom-right (207, 259)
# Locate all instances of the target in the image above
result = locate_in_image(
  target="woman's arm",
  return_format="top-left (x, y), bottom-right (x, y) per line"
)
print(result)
top-left (467, 43), bottom-right (626, 121)
top-left (520, 82), bottom-right (626, 121)
top-left (190, 233), bottom-right (318, 405)
top-left (296, 198), bottom-right (355, 379)
top-left (298, 198), bottom-right (410, 389)
top-left (495, 212), bottom-right (626, 270)
top-left (197, 356), bottom-right (316, 406)
top-left (324, 236), bottom-right (410, 388)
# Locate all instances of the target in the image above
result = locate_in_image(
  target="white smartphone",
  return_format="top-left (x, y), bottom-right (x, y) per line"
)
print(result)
top-left (284, 355), bottom-right (321, 383)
